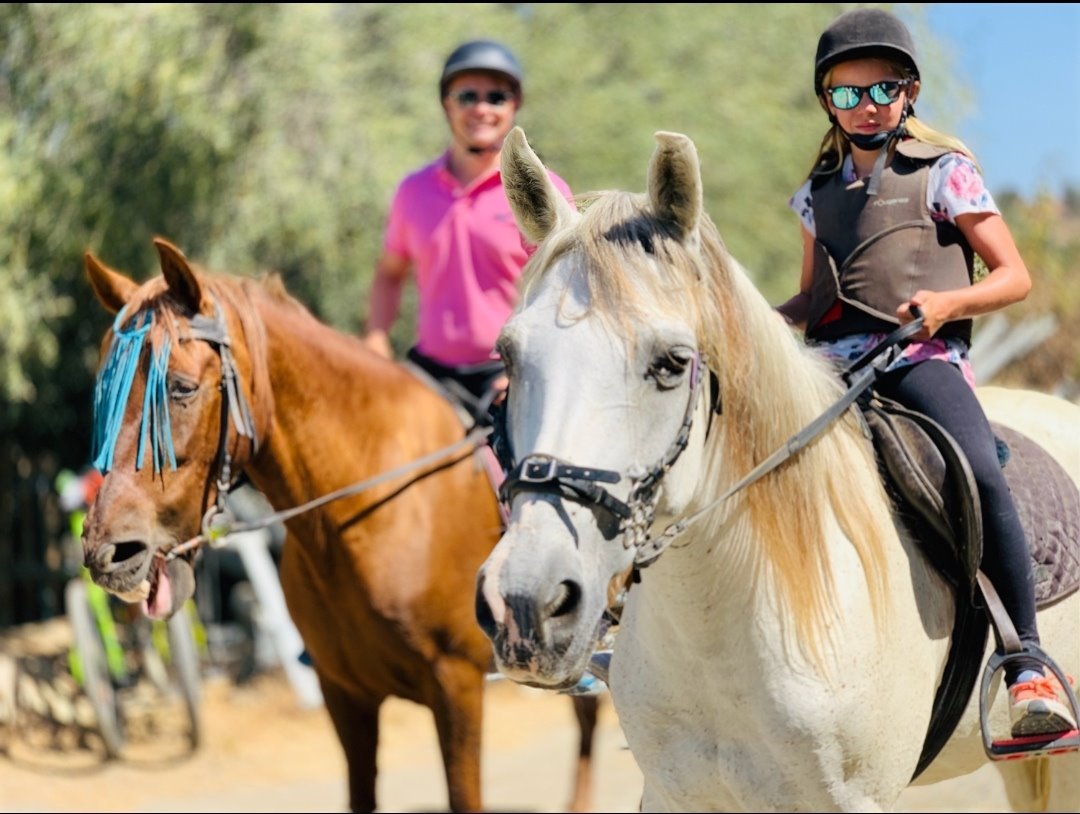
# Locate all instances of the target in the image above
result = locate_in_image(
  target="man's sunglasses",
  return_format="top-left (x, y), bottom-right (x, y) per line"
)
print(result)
top-left (827, 80), bottom-right (911, 111)
top-left (449, 89), bottom-right (515, 108)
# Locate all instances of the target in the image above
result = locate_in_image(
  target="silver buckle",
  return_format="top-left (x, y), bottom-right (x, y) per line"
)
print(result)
top-left (520, 455), bottom-right (559, 483)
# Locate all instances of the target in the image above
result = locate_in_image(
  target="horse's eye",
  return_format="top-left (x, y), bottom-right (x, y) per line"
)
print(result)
top-left (168, 376), bottom-right (199, 400)
top-left (648, 346), bottom-right (693, 390)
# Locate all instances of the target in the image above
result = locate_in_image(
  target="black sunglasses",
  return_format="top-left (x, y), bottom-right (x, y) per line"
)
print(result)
top-left (827, 79), bottom-right (911, 111)
top-left (449, 89), bottom-right (515, 108)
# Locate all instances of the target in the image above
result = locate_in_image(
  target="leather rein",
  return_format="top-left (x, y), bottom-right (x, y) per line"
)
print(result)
top-left (161, 301), bottom-right (491, 561)
top-left (160, 297), bottom-right (923, 572)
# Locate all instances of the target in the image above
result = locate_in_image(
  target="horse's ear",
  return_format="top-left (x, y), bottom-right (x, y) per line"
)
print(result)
top-left (500, 126), bottom-right (577, 245)
top-left (85, 250), bottom-right (139, 315)
top-left (154, 237), bottom-right (206, 313)
top-left (648, 131), bottom-right (703, 242)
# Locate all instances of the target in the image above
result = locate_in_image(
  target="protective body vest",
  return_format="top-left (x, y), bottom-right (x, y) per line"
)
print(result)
top-left (806, 139), bottom-right (975, 343)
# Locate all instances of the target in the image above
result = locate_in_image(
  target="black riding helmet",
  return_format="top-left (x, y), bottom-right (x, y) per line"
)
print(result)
top-left (813, 8), bottom-right (919, 195)
top-left (813, 8), bottom-right (920, 97)
top-left (439, 39), bottom-right (523, 106)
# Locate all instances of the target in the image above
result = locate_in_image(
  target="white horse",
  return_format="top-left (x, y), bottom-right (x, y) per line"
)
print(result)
top-left (475, 127), bottom-right (1080, 812)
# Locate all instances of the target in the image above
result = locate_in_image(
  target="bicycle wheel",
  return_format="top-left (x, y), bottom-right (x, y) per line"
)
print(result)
top-left (64, 578), bottom-right (124, 758)
top-left (166, 604), bottom-right (203, 750)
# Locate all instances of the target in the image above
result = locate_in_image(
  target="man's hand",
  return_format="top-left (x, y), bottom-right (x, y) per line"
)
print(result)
top-left (362, 330), bottom-right (394, 360)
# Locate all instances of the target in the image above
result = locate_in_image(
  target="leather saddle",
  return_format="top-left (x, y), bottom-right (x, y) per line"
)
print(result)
top-left (862, 394), bottom-right (1080, 606)
top-left (859, 394), bottom-right (1080, 777)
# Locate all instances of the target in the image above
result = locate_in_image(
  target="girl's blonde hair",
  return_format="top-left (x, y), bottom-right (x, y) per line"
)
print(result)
top-left (808, 58), bottom-right (977, 179)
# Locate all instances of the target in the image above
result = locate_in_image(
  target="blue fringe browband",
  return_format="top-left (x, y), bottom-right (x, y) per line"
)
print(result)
top-left (90, 305), bottom-right (178, 474)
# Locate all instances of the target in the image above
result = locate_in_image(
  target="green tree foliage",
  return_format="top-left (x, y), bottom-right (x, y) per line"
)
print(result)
top-left (0, 2), bottom-right (1072, 471)
top-left (993, 191), bottom-right (1080, 394)
top-left (0, 3), bottom-right (266, 449)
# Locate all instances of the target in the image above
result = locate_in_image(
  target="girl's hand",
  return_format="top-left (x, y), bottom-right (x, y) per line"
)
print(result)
top-left (897, 290), bottom-right (950, 340)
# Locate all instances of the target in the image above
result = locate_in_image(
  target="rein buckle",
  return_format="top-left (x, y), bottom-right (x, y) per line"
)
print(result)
top-left (520, 455), bottom-right (559, 484)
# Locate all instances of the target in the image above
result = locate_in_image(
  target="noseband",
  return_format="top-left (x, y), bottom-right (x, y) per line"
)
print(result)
top-left (492, 353), bottom-right (708, 566)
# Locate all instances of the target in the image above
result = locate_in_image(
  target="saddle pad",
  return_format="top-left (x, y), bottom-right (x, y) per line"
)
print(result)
top-left (994, 423), bottom-right (1080, 604)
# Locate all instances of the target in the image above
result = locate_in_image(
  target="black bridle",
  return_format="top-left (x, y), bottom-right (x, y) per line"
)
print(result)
top-left (489, 310), bottom-right (927, 574)
top-left (492, 353), bottom-right (709, 558)
top-left (166, 306), bottom-right (493, 560)
top-left (168, 299), bottom-right (259, 554)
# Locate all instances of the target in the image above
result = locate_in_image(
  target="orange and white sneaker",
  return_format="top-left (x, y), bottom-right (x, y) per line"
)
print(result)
top-left (1009, 674), bottom-right (1077, 738)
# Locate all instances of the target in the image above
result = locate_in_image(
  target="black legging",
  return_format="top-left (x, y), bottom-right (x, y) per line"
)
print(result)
top-left (874, 359), bottom-right (1041, 682)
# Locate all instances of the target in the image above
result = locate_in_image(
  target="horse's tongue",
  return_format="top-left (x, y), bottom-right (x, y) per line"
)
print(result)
top-left (143, 570), bottom-right (173, 620)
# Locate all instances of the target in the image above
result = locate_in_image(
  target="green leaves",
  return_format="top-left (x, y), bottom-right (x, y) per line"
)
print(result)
top-left (0, 3), bottom-right (1074, 462)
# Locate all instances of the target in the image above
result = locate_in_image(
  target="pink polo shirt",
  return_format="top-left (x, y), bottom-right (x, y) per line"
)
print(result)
top-left (383, 151), bottom-right (573, 366)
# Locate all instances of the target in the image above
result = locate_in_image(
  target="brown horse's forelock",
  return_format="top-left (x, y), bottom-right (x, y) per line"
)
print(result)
top-left (118, 271), bottom-right (275, 458)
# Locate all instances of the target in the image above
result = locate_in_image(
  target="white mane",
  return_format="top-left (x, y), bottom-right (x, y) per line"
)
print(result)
top-left (524, 186), bottom-right (895, 662)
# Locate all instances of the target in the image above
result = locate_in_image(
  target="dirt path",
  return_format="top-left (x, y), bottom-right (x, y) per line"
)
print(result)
top-left (0, 669), bottom-right (644, 813)
top-left (0, 619), bottom-right (1021, 812)
top-left (0, 618), bottom-right (642, 813)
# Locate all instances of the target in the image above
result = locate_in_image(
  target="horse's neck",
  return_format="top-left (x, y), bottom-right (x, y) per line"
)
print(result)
top-left (640, 513), bottom-right (767, 628)
top-left (245, 300), bottom-right (407, 515)
top-left (623, 525), bottom-right (802, 728)
top-left (633, 334), bottom-right (904, 663)
top-left (629, 505), bottom-right (943, 691)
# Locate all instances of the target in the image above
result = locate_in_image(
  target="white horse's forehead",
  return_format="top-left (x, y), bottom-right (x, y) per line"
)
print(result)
top-left (503, 255), bottom-right (698, 468)
top-left (509, 271), bottom-right (602, 360)
top-left (507, 256), bottom-right (697, 356)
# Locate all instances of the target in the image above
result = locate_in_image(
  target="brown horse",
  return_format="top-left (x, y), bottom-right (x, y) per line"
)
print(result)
top-left (80, 237), bottom-right (602, 813)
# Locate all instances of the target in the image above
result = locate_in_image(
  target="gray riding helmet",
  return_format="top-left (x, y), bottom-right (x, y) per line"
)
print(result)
top-left (439, 39), bottom-right (523, 105)
top-left (814, 8), bottom-right (919, 96)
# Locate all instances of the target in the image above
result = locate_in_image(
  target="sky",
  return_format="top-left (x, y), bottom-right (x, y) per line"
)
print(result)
top-left (906, 4), bottom-right (1080, 199)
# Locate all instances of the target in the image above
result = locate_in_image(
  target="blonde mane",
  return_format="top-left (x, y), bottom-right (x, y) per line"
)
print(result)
top-left (524, 189), bottom-right (895, 662)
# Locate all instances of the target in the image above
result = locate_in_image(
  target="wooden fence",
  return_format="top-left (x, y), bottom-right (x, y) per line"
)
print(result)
top-left (0, 443), bottom-right (76, 628)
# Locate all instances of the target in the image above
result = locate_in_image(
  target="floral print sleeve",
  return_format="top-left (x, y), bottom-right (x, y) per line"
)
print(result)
top-left (927, 153), bottom-right (1000, 224)
top-left (788, 177), bottom-right (815, 237)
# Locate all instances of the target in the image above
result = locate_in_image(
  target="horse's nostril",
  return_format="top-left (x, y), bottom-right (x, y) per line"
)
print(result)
top-left (475, 573), bottom-right (497, 637)
top-left (549, 580), bottom-right (581, 619)
top-left (88, 543), bottom-right (116, 570)
top-left (475, 586), bottom-right (496, 637)
top-left (111, 540), bottom-right (147, 565)
top-left (89, 540), bottom-right (149, 574)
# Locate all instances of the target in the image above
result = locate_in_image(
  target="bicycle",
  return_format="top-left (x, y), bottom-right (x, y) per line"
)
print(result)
top-left (58, 469), bottom-right (204, 759)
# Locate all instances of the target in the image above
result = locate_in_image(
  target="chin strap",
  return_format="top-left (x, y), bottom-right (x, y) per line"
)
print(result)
top-left (846, 107), bottom-right (911, 196)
